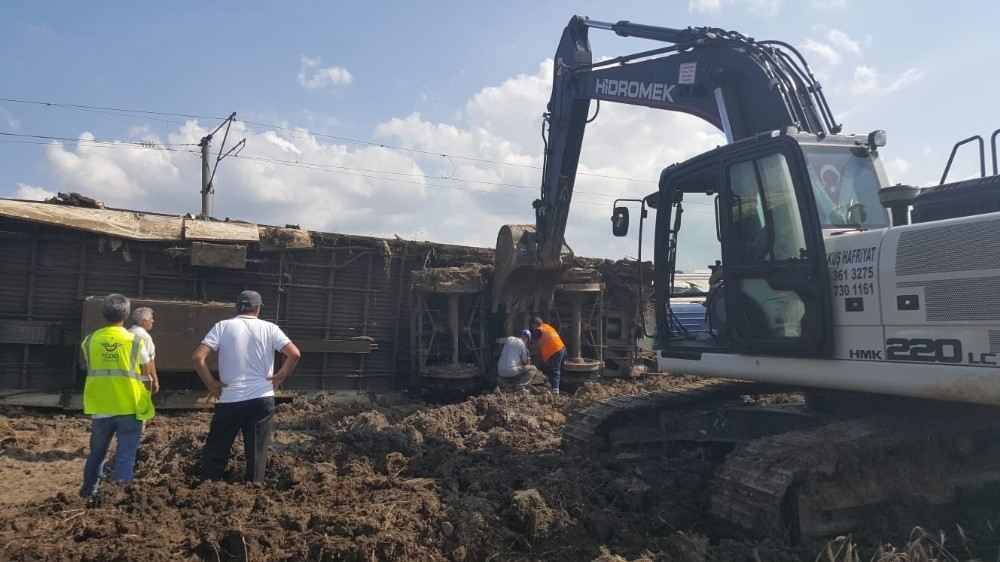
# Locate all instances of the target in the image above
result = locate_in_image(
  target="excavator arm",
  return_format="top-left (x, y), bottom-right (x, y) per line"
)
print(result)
top-left (493, 15), bottom-right (838, 311)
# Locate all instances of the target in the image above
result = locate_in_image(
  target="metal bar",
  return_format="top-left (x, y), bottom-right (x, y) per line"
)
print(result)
top-left (411, 291), bottom-right (420, 387)
top-left (714, 88), bottom-right (735, 144)
top-left (76, 242), bottom-right (87, 300)
top-left (21, 237), bottom-right (38, 388)
top-left (391, 242), bottom-right (408, 388)
top-left (274, 251), bottom-right (285, 323)
top-left (321, 248), bottom-right (337, 391)
top-left (569, 294), bottom-right (583, 361)
top-left (992, 128), bottom-right (1000, 176)
top-left (138, 250), bottom-right (146, 297)
top-left (940, 135), bottom-right (985, 185)
top-left (357, 252), bottom-right (374, 390)
top-left (278, 251), bottom-right (375, 269)
top-left (448, 295), bottom-right (460, 366)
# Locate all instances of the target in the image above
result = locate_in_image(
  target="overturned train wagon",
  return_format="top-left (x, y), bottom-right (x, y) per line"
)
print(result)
top-left (0, 198), bottom-right (652, 395)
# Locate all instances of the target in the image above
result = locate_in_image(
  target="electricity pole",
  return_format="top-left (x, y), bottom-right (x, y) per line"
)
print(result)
top-left (200, 135), bottom-right (213, 217)
top-left (199, 112), bottom-right (246, 218)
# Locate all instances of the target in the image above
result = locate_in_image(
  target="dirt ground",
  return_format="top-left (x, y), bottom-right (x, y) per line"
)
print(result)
top-left (0, 375), bottom-right (994, 561)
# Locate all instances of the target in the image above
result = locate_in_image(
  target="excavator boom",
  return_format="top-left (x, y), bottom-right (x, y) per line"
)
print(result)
top-left (493, 15), bottom-right (838, 311)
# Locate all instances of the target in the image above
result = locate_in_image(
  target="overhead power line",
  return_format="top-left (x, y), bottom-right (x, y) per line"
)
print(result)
top-left (0, 129), bottom-right (710, 207)
top-left (0, 129), bottom-right (716, 212)
top-left (0, 97), bottom-right (223, 121)
top-left (0, 131), bottom-right (198, 148)
top-left (0, 96), bottom-right (659, 184)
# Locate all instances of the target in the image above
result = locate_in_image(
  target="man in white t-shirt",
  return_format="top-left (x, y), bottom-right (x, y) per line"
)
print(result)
top-left (191, 290), bottom-right (301, 483)
top-left (497, 330), bottom-right (540, 391)
top-left (128, 307), bottom-right (159, 394)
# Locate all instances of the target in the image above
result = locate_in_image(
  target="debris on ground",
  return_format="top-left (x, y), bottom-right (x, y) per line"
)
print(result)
top-left (0, 376), bottom-right (994, 561)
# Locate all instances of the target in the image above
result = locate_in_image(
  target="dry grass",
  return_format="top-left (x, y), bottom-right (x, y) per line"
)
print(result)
top-left (817, 527), bottom-right (990, 562)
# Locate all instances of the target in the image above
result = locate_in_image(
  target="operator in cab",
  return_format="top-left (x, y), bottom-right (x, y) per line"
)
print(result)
top-left (703, 262), bottom-right (727, 340)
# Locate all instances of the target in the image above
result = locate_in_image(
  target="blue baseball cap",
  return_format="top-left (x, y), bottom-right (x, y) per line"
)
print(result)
top-left (520, 329), bottom-right (532, 341)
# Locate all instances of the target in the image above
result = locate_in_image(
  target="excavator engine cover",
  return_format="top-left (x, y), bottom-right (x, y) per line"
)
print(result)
top-left (911, 174), bottom-right (1000, 223)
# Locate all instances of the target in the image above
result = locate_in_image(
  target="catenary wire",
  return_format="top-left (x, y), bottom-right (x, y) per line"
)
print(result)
top-left (0, 96), bottom-right (660, 183)
top-left (0, 131), bottom-right (713, 207)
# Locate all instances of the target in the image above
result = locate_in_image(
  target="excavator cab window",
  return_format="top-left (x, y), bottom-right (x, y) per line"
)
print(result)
top-left (655, 137), bottom-right (832, 359)
top-left (721, 142), bottom-right (831, 355)
top-left (802, 145), bottom-right (889, 230)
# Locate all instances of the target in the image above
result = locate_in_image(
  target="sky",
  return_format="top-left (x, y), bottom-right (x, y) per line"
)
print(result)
top-left (1, 1), bottom-right (998, 272)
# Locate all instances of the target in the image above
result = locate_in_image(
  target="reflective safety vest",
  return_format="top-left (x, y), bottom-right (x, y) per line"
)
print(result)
top-left (81, 326), bottom-right (154, 420)
top-left (537, 323), bottom-right (566, 362)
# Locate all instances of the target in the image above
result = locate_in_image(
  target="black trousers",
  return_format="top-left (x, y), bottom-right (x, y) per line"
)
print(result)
top-left (199, 396), bottom-right (275, 483)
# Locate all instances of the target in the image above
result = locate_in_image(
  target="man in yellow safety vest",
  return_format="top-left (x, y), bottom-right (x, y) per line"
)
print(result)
top-left (79, 293), bottom-right (154, 498)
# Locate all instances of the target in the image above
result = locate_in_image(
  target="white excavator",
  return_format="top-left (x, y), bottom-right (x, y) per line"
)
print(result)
top-left (493, 15), bottom-right (1000, 542)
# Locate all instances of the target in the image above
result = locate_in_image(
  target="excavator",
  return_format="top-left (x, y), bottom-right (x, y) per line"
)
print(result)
top-left (493, 15), bottom-right (1000, 543)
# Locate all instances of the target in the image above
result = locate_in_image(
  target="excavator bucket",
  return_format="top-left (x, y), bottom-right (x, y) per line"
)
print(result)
top-left (491, 224), bottom-right (564, 313)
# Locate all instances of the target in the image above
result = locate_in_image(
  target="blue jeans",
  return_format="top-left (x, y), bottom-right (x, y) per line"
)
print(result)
top-left (80, 415), bottom-right (143, 497)
top-left (544, 348), bottom-right (567, 392)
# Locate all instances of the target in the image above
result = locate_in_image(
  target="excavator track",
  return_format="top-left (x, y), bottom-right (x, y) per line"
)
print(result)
top-left (563, 378), bottom-right (771, 451)
top-left (711, 409), bottom-right (1000, 542)
top-left (566, 378), bottom-right (1000, 543)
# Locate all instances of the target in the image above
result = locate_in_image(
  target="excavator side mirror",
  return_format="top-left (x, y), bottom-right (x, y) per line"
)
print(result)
top-left (612, 206), bottom-right (630, 237)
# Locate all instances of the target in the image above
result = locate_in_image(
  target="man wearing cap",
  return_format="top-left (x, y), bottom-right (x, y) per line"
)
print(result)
top-left (496, 329), bottom-right (540, 392)
top-left (530, 317), bottom-right (567, 395)
top-left (191, 290), bottom-right (301, 483)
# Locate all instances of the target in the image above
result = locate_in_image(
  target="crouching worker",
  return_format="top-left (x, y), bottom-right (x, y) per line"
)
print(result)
top-left (80, 294), bottom-right (155, 498)
top-left (497, 330), bottom-right (541, 391)
top-left (192, 290), bottom-right (300, 483)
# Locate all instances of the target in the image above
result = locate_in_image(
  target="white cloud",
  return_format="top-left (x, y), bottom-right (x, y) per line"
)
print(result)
top-left (688, 0), bottom-right (722, 13)
top-left (798, 27), bottom-right (922, 105)
top-left (883, 157), bottom-right (912, 183)
top-left (799, 27), bottom-right (863, 69)
top-left (849, 65), bottom-right (925, 95)
top-left (15, 183), bottom-right (55, 201)
top-left (298, 55), bottom-right (354, 90)
top-left (33, 61), bottom-right (724, 268)
top-left (811, 0), bottom-right (848, 10)
top-left (747, 0), bottom-right (783, 15)
top-left (688, 0), bottom-right (782, 16)
top-left (800, 38), bottom-right (843, 67)
top-left (827, 29), bottom-right (862, 56)
top-left (45, 132), bottom-right (179, 200)
top-left (1, 107), bottom-right (20, 131)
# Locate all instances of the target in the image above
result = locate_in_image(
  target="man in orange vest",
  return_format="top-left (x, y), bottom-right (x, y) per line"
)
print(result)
top-left (530, 316), bottom-right (566, 394)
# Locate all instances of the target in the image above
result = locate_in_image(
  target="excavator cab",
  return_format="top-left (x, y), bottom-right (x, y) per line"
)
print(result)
top-left (637, 131), bottom-right (879, 360)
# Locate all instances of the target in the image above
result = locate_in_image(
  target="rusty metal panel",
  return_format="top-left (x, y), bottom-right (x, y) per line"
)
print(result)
top-left (81, 297), bottom-right (233, 372)
top-left (190, 242), bottom-right (247, 269)
top-left (0, 322), bottom-right (49, 344)
top-left (3, 208), bottom-right (572, 393)
top-left (0, 237), bottom-right (31, 318)
top-left (296, 338), bottom-right (377, 354)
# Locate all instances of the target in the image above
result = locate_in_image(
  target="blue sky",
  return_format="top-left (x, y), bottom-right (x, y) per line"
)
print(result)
top-left (1, 1), bottom-right (998, 268)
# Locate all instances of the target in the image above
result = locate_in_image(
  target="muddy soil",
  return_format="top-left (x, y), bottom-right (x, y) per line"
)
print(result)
top-left (0, 376), bottom-right (995, 561)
